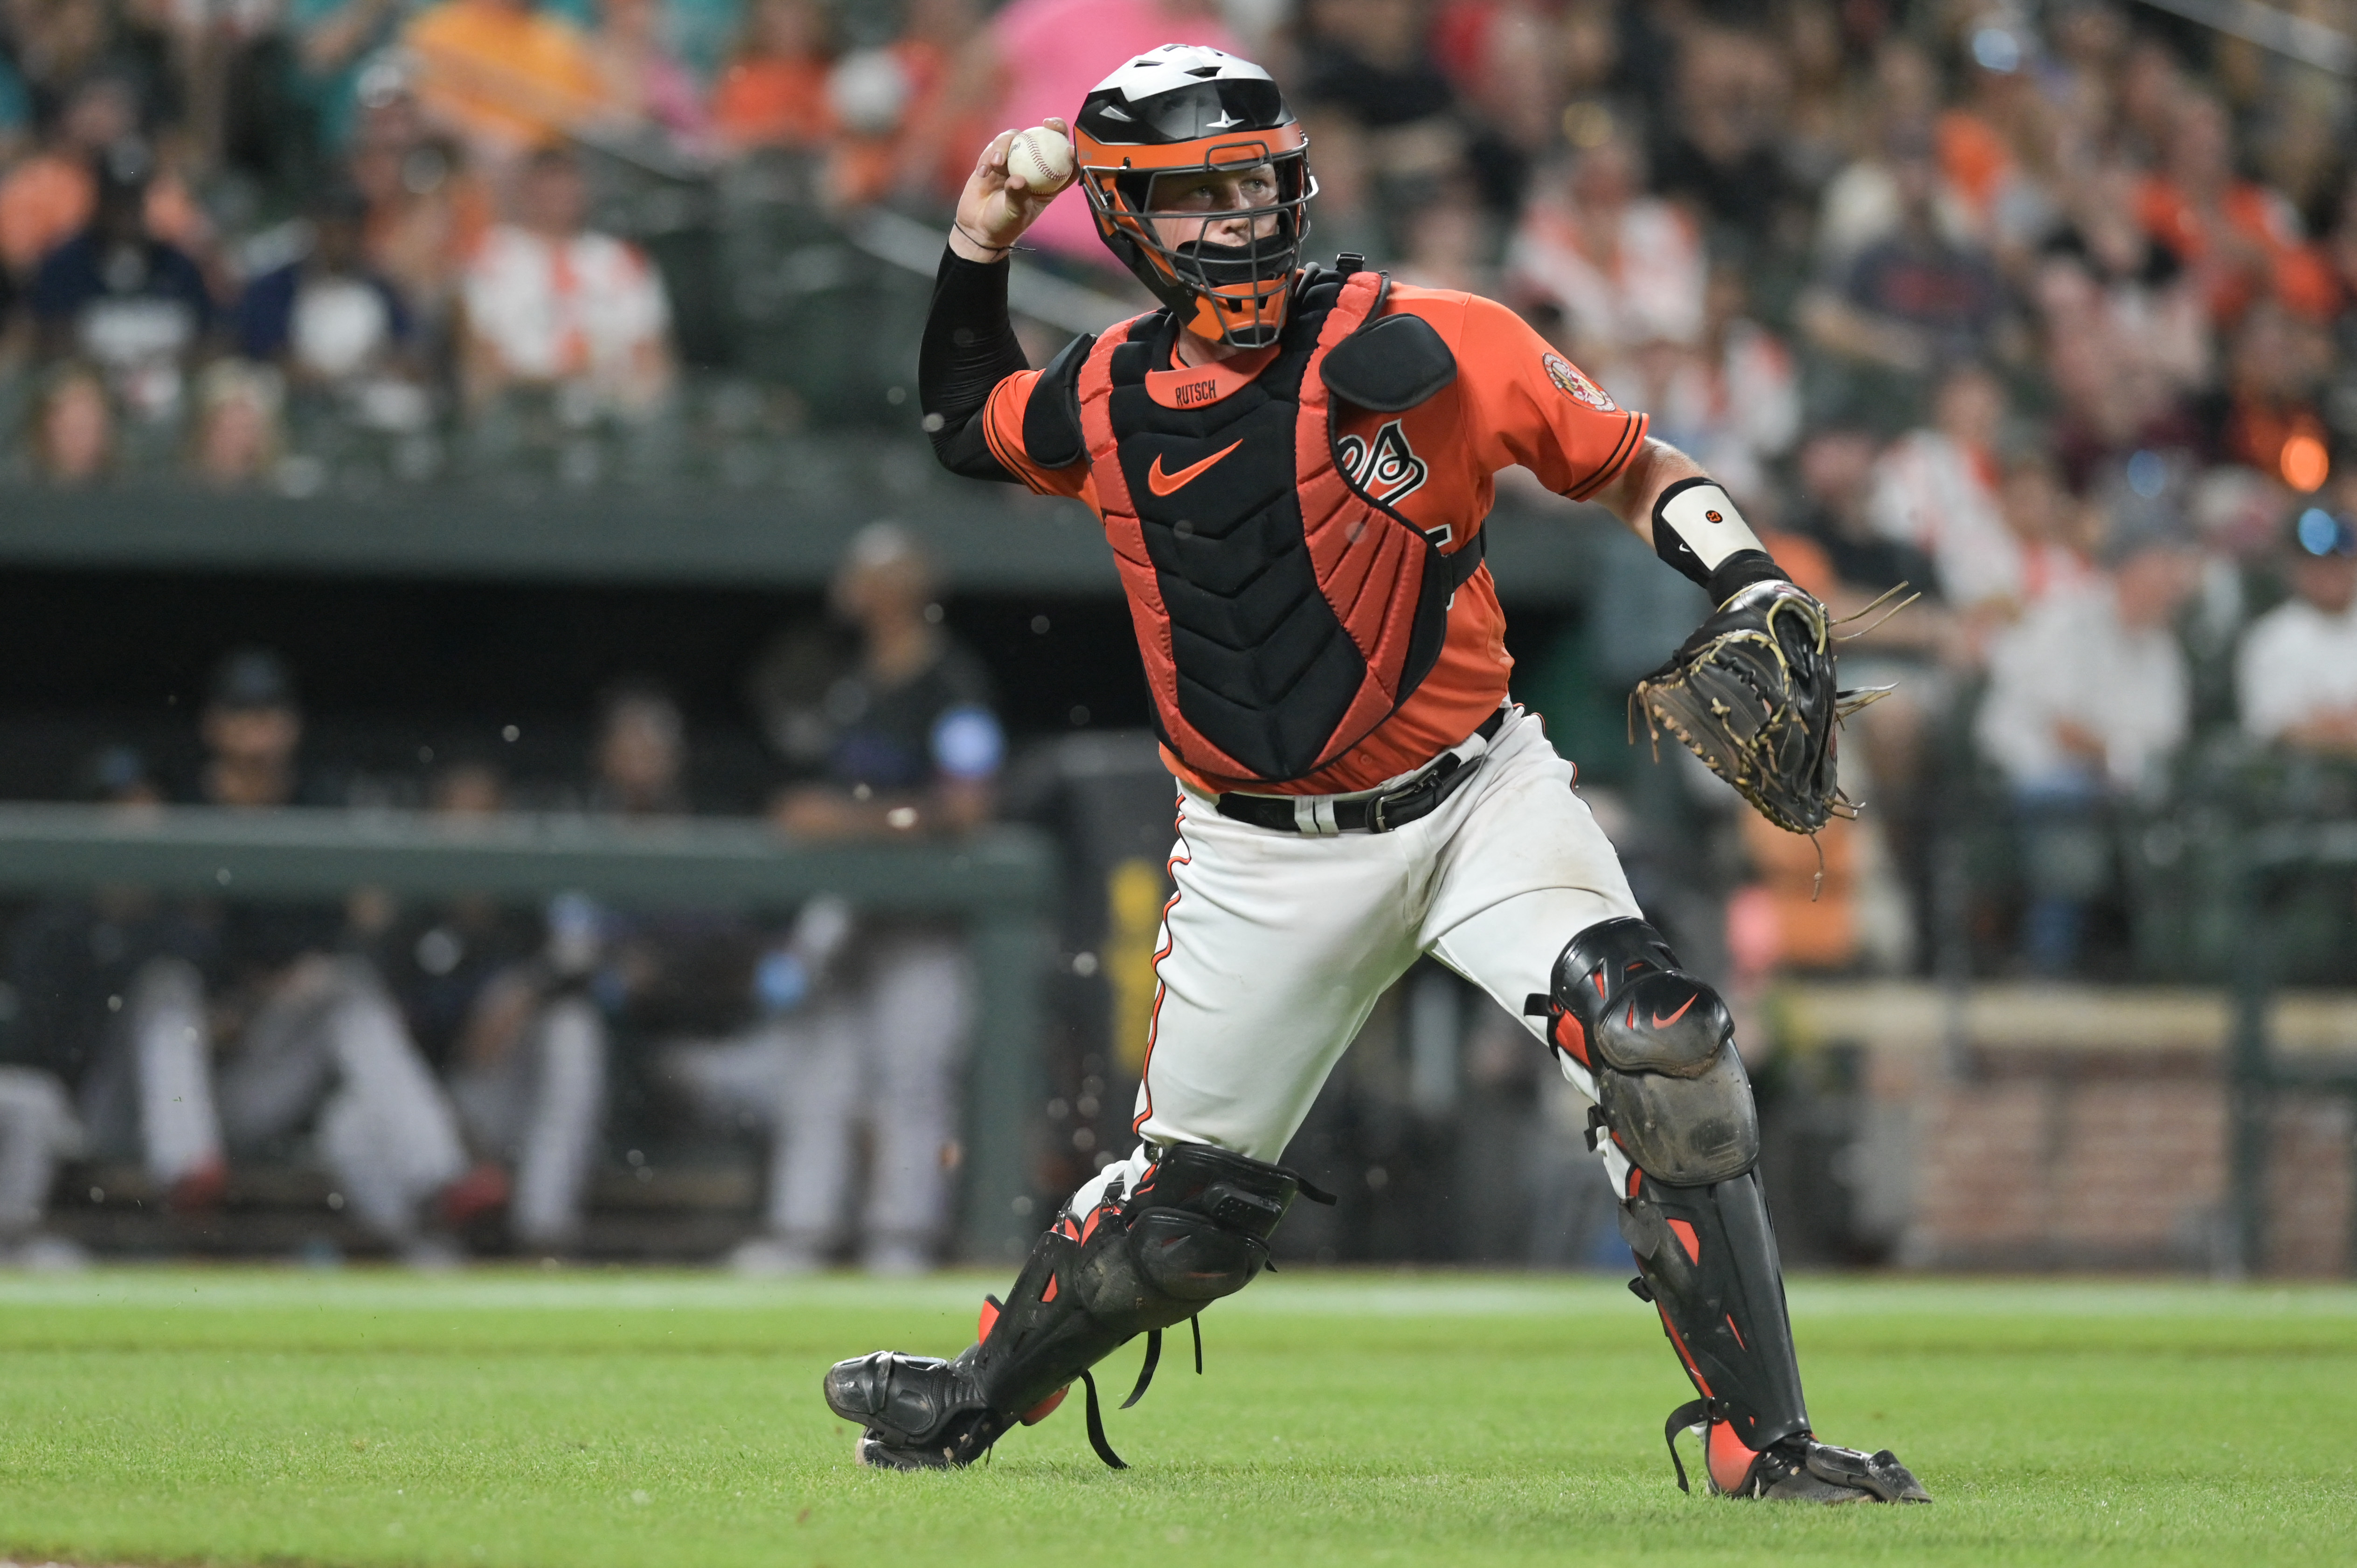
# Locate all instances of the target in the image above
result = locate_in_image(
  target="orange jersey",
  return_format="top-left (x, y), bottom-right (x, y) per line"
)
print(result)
top-left (985, 283), bottom-right (1646, 795)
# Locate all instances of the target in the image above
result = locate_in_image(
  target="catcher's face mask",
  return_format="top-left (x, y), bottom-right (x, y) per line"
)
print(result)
top-left (1075, 44), bottom-right (1315, 349)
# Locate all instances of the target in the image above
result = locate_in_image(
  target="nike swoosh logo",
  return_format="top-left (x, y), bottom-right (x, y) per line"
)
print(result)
top-left (1650, 995), bottom-right (1698, 1029)
top-left (1147, 441), bottom-right (1242, 497)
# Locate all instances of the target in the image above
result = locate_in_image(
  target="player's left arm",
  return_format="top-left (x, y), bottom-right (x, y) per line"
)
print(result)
top-left (1588, 437), bottom-right (1796, 608)
top-left (1450, 295), bottom-right (1794, 607)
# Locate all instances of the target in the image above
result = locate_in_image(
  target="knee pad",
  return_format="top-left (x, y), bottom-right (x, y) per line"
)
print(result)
top-left (1546, 918), bottom-right (1757, 1185)
top-left (1075, 1142), bottom-right (1301, 1333)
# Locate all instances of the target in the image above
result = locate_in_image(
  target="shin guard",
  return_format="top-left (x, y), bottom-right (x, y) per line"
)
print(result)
top-left (1625, 1169), bottom-right (1810, 1488)
top-left (1543, 918), bottom-right (1809, 1491)
top-left (824, 1141), bottom-right (1320, 1469)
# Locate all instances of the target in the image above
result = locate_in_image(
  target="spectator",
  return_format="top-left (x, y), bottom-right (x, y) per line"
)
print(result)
top-left (1800, 122), bottom-right (2010, 401)
top-left (287, 0), bottom-right (413, 155)
top-left (2238, 500), bottom-right (2357, 755)
top-left (0, 743), bottom-right (174, 1269)
top-left (459, 144), bottom-right (674, 416)
top-left (867, 0), bottom-right (993, 204)
top-left (92, 649), bottom-right (502, 1259)
top-left (372, 760), bottom-right (609, 1252)
top-left (1866, 362), bottom-right (2026, 615)
top-left (1812, 37), bottom-right (1950, 273)
top-left (186, 359), bottom-right (285, 487)
top-left (1505, 118), bottom-right (1705, 383)
top-left (29, 142), bottom-right (214, 422)
top-left (236, 182), bottom-right (417, 392)
top-left (588, 677), bottom-right (691, 815)
top-left (1975, 527), bottom-right (2201, 974)
top-left (585, 0), bottom-right (709, 149)
top-left (1931, 13), bottom-right (2063, 264)
top-left (347, 85), bottom-right (494, 348)
top-left (1789, 422), bottom-right (1951, 850)
top-left (708, 0), bottom-right (834, 152)
top-left (2205, 301), bottom-right (2334, 496)
top-left (1606, 265), bottom-right (1797, 506)
top-left (823, 0), bottom-right (993, 209)
top-left (403, 0), bottom-right (603, 169)
top-left (25, 359), bottom-right (114, 483)
top-left (1293, 0), bottom-right (1467, 258)
top-left (1647, 21), bottom-right (1795, 246)
top-left (2135, 92), bottom-right (2336, 328)
top-left (666, 524), bottom-right (1002, 1275)
top-left (980, 0), bottom-right (1238, 269)
top-left (2036, 162), bottom-right (2210, 489)
top-left (0, 75), bottom-right (209, 282)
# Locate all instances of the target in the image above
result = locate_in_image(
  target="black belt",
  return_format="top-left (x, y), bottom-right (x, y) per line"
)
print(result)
top-left (1216, 707), bottom-right (1507, 836)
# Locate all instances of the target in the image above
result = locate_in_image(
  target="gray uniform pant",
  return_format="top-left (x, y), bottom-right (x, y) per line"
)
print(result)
top-left (83, 954), bottom-right (468, 1239)
top-left (0, 1067), bottom-right (82, 1239)
top-left (664, 931), bottom-right (971, 1258)
top-left (447, 994), bottom-right (607, 1247)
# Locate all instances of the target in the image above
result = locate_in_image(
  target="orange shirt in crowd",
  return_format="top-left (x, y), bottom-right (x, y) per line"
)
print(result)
top-left (404, 0), bottom-right (605, 156)
top-left (982, 284), bottom-right (1649, 796)
top-left (0, 152), bottom-right (210, 277)
top-left (1935, 110), bottom-right (2011, 220)
top-left (710, 54), bottom-right (832, 149)
top-left (2136, 175), bottom-right (2339, 322)
top-left (830, 38), bottom-right (993, 207)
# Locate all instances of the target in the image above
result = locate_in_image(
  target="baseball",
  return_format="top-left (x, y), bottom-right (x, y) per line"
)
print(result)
top-left (1006, 125), bottom-right (1075, 193)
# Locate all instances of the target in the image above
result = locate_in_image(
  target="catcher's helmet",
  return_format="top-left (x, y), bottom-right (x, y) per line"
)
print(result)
top-left (1074, 44), bottom-right (1314, 348)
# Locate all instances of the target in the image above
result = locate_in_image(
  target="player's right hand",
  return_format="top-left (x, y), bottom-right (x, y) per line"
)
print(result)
top-left (950, 117), bottom-right (1069, 261)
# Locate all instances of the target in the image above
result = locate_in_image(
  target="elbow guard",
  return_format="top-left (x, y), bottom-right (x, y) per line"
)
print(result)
top-left (1651, 478), bottom-right (1788, 605)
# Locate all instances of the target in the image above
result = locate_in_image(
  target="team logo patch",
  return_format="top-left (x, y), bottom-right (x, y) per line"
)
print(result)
top-left (1543, 353), bottom-right (1617, 412)
top-left (1338, 420), bottom-right (1429, 505)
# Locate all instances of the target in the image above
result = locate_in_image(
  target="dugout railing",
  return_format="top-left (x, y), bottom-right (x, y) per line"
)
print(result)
top-left (0, 802), bottom-right (1054, 1263)
top-left (2226, 819), bottom-right (2357, 1278)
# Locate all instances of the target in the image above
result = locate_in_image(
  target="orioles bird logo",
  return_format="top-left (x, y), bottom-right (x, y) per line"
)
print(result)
top-left (1337, 420), bottom-right (1428, 505)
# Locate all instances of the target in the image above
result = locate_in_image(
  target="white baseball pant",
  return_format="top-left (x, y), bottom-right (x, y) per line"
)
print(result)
top-left (1067, 705), bottom-right (1643, 1216)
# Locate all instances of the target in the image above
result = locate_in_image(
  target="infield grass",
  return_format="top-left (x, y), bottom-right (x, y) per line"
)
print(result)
top-left (1, 1269), bottom-right (2353, 1568)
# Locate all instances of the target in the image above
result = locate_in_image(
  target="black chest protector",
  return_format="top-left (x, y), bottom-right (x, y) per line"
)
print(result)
top-left (1063, 263), bottom-right (1481, 784)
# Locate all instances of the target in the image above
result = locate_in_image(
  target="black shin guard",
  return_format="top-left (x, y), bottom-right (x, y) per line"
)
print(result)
top-left (1626, 1169), bottom-right (1809, 1486)
top-left (825, 1142), bottom-right (1319, 1468)
top-left (1542, 919), bottom-right (1809, 1492)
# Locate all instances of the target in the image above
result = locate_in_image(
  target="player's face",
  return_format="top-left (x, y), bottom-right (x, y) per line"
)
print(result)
top-left (1146, 163), bottom-right (1282, 252)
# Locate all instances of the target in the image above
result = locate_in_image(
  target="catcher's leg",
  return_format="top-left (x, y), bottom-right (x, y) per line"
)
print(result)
top-left (822, 1141), bottom-right (1317, 1468)
top-left (825, 786), bottom-right (1413, 1468)
top-left (1540, 919), bottom-right (1928, 1502)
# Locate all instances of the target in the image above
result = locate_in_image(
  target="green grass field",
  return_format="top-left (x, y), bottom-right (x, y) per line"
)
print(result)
top-left (2, 1270), bottom-right (2354, 1568)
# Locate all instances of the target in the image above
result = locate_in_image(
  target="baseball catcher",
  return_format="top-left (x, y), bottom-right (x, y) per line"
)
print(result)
top-left (824, 44), bottom-right (1926, 1504)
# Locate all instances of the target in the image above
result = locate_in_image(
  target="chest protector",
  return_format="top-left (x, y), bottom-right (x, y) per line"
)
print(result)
top-left (1070, 265), bottom-right (1483, 784)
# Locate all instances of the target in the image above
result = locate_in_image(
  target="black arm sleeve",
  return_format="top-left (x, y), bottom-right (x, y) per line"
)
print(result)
top-left (919, 247), bottom-right (1032, 483)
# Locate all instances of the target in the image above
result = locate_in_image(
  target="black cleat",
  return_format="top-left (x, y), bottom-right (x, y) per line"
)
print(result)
top-left (823, 1349), bottom-right (1008, 1470)
top-left (1667, 1402), bottom-right (1929, 1503)
top-left (1718, 1436), bottom-right (1932, 1504)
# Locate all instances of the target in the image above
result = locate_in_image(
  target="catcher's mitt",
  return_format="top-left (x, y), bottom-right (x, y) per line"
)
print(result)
top-left (1631, 580), bottom-right (1891, 835)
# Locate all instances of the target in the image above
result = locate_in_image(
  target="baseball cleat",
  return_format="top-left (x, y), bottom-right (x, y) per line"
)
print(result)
top-left (1712, 1434), bottom-right (1931, 1503)
top-left (823, 1349), bottom-right (1006, 1470)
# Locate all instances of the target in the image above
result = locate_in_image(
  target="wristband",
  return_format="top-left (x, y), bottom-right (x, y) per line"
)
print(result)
top-left (1651, 477), bottom-right (1790, 603)
top-left (1651, 478), bottom-right (1765, 579)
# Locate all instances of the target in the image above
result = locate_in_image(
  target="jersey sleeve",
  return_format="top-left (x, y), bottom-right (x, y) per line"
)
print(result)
top-left (979, 370), bottom-right (1091, 500)
top-left (1449, 294), bottom-right (1648, 502)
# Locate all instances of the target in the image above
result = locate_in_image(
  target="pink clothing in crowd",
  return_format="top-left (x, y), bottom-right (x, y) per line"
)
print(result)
top-left (988, 0), bottom-right (1238, 268)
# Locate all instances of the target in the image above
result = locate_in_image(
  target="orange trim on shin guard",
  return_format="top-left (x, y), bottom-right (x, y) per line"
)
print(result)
top-left (1707, 1419), bottom-right (1761, 1494)
top-left (1020, 1385), bottom-right (1069, 1425)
